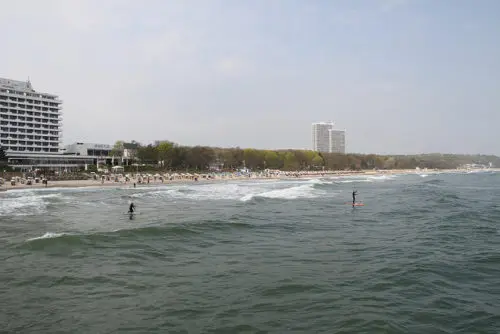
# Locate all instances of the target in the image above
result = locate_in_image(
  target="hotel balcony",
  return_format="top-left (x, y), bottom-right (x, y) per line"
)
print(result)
top-left (15, 105), bottom-right (61, 115)
top-left (5, 142), bottom-right (60, 148)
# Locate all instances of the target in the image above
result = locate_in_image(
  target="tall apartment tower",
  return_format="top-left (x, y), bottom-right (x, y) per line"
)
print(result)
top-left (328, 129), bottom-right (346, 154)
top-left (0, 78), bottom-right (63, 154)
top-left (312, 121), bottom-right (346, 153)
top-left (312, 121), bottom-right (333, 152)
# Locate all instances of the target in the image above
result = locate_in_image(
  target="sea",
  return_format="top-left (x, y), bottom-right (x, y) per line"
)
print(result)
top-left (1, 171), bottom-right (500, 334)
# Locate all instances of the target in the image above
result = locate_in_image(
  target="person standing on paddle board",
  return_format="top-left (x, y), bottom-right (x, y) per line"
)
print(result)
top-left (352, 190), bottom-right (358, 206)
top-left (128, 201), bottom-right (136, 214)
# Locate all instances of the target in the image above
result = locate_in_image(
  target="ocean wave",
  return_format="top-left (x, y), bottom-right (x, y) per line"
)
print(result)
top-left (423, 178), bottom-right (445, 186)
top-left (22, 219), bottom-right (255, 249)
top-left (126, 180), bottom-right (330, 203)
top-left (240, 183), bottom-right (327, 202)
top-left (27, 232), bottom-right (66, 241)
top-left (0, 192), bottom-right (64, 216)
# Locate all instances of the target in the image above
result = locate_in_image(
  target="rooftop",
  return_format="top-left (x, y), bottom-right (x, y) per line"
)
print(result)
top-left (0, 78), bottom-right (35, 92)
top-left (0, 77), bottom-right (58, 98)
top-left (123, 143), bottom-right (139, 149)
top-left (312, 121), bottom-right (334, 126)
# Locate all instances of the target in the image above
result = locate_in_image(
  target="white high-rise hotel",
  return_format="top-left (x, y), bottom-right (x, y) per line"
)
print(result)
top-left (0, 77), bottom-right (134, 170)
top-left (311, 121), bottom-right (346, 153)
top-left (0, 78), bottom-right (62, 154)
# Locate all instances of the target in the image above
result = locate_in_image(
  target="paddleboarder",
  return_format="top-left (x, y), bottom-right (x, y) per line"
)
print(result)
top-left (352, 190), bottom-right (357, 206)
top-left (128, 201), bottom-right (136, 214)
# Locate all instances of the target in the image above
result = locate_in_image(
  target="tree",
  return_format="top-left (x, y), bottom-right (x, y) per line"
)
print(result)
top-left (157, 141), bottom-right (174, 168)
top-left (311, 154), bottom-right (324, 168)
top-left (264, 151), bottom-right (282, 169)
top-left (383, 157), bottom-right (396, 169)
top-left (221, 148), bottom-right (243, 170)
top-left (185, 146), bottom-right (215, 170)
top-left (110, 140), bottom-right (124, 157)
top-left (283, 152), bottom-right (299, 170)
top-left (136, 144), bottom-right (158, 164)
top-left (171, 146), bottom-right (188, 169)
top-left (0, 146), bottom-right (7, 167)
top-left (243, 148), bottom-right (265, 170)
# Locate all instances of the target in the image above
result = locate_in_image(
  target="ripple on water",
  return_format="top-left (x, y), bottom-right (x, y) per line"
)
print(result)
top-left (2, 173), bottom-right (500, 333)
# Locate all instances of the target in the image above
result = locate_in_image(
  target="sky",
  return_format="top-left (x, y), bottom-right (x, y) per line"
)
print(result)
top-left (1, 0), bottom-right (499, 155)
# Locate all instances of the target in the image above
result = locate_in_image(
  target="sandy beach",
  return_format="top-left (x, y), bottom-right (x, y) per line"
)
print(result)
top-left (1, 168), bottom-right (485, 192)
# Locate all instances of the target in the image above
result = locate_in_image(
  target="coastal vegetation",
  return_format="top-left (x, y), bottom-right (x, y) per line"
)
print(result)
top-left (110, 141), bottom-right (498, 172)
top-left (0, 146), bottom-right (10, 171)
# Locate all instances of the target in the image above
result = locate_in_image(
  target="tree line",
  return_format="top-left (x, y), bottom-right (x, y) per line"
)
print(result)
top-left (108, 141), bottom-right (500, 171)
top-left (0, 146), bottom-right (9, 170)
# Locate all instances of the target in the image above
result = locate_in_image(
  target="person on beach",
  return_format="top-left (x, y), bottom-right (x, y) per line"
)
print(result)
top-left (128, 201), bottom-right (135, 213)
top-left (352, 190), bottom-right (357, 206)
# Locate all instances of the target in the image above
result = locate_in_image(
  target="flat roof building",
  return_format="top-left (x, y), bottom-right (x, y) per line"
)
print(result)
top-left (0, 78), bottom-right (63, 156)
top-left (312, 122), bottom-right (334, 153)
top-left (311, 121), bottom-right (346, 153)
top-left (64, 142), bottom-right (113, 157)
top-left (328, 129), bottom-right (346, 154)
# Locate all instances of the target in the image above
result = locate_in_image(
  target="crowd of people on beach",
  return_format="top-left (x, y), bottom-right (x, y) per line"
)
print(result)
top-left (1, 167), bottom-right (461, 192)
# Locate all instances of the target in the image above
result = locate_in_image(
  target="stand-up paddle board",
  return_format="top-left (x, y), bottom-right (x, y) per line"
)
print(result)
top-left (345, 203), bottom-right (365, 206)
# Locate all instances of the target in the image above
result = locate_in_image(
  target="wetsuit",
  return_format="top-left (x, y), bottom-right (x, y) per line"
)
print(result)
top-left (128, 203), bottom-right (135, 213)
top-left (352, 191), bottom-right (357, 205)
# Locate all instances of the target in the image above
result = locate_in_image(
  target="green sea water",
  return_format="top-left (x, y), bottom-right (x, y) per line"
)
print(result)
top-left (1, 171), bottom-right (499, 333)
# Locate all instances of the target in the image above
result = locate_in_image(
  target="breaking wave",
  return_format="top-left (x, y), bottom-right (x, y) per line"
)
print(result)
top-left (0, 192), bottom-right (64, 216)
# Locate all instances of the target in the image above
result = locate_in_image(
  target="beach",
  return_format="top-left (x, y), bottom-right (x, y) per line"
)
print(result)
top-left (1, 168), bottom-right (488, 192)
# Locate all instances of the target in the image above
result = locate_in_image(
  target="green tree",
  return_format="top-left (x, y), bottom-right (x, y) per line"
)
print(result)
top-left (157, 141), bottom-right (174, 169)
top-left (136, 145), bottom-right (158, 164)
top-left (0, 146), bottom-right (7, 166)
top-left (311, 154), bottom-right (324, 168)
top-left (168, 146), bottom-right (187, 169)
top-left (383, 157), bottom-right (396, 169)
top-left (283, 152), bottom-right (299, 170)
top-left (264, 150), bottom-right (282, 169)
top-left (220, 147), bottom-right (243, 170)
top-left (110, 140), bottom-right (124, 157)
top-left (185, 146), bottom-right (215, 170)
top-left (243, 148), bottom-right (265, 170)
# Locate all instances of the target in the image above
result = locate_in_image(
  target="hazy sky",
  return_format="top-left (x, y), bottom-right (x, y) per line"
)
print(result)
top-left (1, 0), bottom-right (499, 154)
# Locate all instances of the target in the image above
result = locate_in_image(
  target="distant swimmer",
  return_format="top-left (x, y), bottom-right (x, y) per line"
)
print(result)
top-left (128, 201), bottom-right (136, 214)
top-left (352, 190), bottom-right (358, 206)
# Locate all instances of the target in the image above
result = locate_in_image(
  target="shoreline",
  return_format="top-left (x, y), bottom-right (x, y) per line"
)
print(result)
top-left (1, 168), bottom-right (497, 192)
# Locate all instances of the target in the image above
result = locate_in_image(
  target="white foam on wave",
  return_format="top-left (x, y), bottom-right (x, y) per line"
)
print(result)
top-left (240, 183), bottom-right (328, 202)
top-left (327, 173), bottom-right (397, 184)
top-left (27, 232), bottom-right (66, 241)
top-left (0, 192), bottom-right (64, 216)
top-left (336, 179), bottom-right (373, 184)
top-left (367, 174), bottom-right (397, 181)
top-left (126, 179), bottom-right (332, 202)
top-left (130, 189), bottom-right (179, 198)
top-left (306, 178), bottom-right (334, 185)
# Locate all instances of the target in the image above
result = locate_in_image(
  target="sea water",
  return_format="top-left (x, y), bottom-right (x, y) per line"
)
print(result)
top-left (1, 171), bottom-right (499, 333)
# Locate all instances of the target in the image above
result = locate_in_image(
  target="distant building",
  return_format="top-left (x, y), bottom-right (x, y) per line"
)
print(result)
top-left (123, 142), bottom-right (139, 160)
top-left (328, 129), bottom-right (346, 154)
top-left (312, 121), bottom-right (346, 153)
top-left (312, 122), bottom-right (333, 152)
top-left (64, 142), bottom-right (113, 157)
top-left (0, 77), bottom-right (92, 170)
top-left (64, 142), bottom-right (133, 167)
top-left (0, 77), bottom-right (62, 155)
